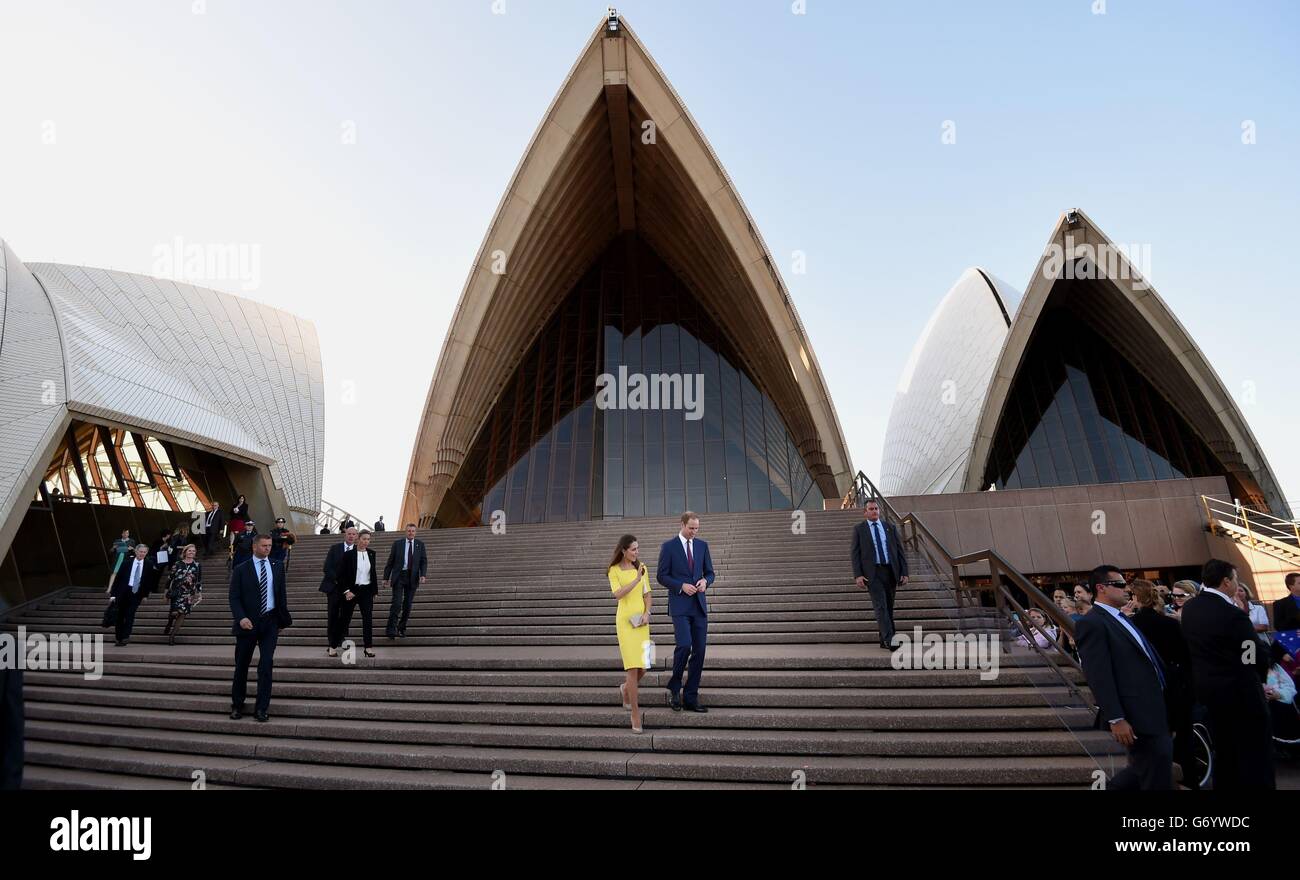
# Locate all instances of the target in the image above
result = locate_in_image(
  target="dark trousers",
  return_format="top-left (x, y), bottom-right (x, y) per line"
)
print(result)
top-left (386, 573), bottom-right (417, 636)
top-left (115, 592), bottom-right (143, 642)
top-left (868, 566), bottom-right (898, 645)
top-left (334, 594), bottom-right (374, 649)
top-left (0, 668), bottom-right (23, 791)
top-left (231, 618), bottom-right (279, 715)
top-left (1108, 731), bottom-right (1174, 791)
top-left (667, 613), bottom-right (708, 703)
top-left (325, 591), bottom-right (345, 647)
top-left (1206, 699), bottom-right (1275, 790)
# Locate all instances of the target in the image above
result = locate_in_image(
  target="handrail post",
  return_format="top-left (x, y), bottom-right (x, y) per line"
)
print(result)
top-left (1201, 494), bottom-right (1215, 536)
top-left (1241, 505), bottom-right (1256, 548)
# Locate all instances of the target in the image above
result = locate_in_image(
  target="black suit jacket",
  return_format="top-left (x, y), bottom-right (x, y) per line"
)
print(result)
top-left (383, 538), bottom-right (428, 583)
top-left (202, 507), bottom-right (226, 537)
top-left (319, 542), bottom-right (355, 593)
top-left (1075, 605), bottom-right (1168, 736)
top-left (850, 518), bottom-right (908, 582)
top-left (1272, 594), bottom-right (1300, 631)
top-left (338, 548), bottom-right (379, 598)
top-left (1180, 591), bottom-right (1270, 706)
top-left (110, 556), bottom-right (153, 601)
top-left (229, 557), bottom-right (292, 634)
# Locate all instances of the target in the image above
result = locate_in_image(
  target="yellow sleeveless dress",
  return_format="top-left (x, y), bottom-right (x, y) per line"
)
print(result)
top-left (609, 564), bottom-right (652, 670)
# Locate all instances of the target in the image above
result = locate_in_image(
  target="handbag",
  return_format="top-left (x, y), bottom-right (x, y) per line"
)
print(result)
top-left (101, 600), bottom-right (119, 628)
top-left (628, 612), bottom-right (649, 628)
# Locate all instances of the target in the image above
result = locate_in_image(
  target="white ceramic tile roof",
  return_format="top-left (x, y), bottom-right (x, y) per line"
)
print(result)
top-left (880, 267), bottom-right (1019, 495)
top-left (4, 256), bottom-right (323, 512)
top-left (0, 240), bottom-right (68, 524)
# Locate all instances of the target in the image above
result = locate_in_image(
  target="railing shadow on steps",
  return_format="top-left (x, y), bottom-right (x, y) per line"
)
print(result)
top-left (846, 471), bottom-right (1096, 715)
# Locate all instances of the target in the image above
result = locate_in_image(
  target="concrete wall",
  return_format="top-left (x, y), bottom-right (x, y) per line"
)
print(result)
top-left (886, 476), bottom-right (1231, 582)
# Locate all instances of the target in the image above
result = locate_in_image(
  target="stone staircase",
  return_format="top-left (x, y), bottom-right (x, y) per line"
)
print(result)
top-left (4, 508), bottom-right (1117, 788)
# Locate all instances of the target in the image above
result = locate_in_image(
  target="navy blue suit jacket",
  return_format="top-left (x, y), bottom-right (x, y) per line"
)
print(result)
top-left (657, 536), bottom-right (714, 617)
top-left (229, 557), bottom-right (293, 635)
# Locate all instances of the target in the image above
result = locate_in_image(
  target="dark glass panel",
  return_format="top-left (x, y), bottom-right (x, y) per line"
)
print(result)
top-left (439, 236), bottom-right (828, 524)
top-left (983, 308), bottom-right (1227, 492)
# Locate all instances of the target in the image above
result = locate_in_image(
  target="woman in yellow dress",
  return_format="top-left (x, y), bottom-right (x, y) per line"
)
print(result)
top-left (608, 534), bottom-right (652, 733)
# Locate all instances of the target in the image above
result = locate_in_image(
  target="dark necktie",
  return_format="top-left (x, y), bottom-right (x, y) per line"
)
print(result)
top-left (406, 541), bottom-right (412, 572)
top-left (1130, 623), bottom-right (1166, 690)
top-left (258, 560), bottom-right (270, 614)
top-left (872, 522), bottom-right (885, 565)
top-left (685, 540), bottom-right (694, 577)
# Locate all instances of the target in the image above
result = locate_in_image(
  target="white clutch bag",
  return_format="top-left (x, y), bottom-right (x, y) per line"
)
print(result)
top-left (628, 612), bottom-right (649, 628)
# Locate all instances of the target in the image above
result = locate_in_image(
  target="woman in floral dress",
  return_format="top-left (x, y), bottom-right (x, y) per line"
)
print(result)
top-left (163, 544), bottom-right (203, 645)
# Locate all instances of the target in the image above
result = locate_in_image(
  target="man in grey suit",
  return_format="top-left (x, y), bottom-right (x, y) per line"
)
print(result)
top-left (851, 500), bottom-right (909, 648)
top-left (1075, 565), bottom-right (1172, 790)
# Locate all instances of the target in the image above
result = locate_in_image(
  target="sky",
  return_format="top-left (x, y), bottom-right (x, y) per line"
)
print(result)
top-left (1, 0), bottom-right (1297, 521)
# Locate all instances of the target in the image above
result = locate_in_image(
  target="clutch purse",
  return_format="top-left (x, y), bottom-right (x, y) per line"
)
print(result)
top-left (628, 612), bottom-right (649, 628)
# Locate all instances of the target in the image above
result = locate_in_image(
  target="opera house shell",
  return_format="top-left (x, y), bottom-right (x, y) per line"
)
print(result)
top-left (402, 15), bottom-right (853, 527)
top-left (881, 209), bottom-right (1289, 518)
top-left (0, 238), bottom-right (324, 605)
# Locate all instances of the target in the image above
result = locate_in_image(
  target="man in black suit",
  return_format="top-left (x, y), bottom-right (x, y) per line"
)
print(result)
top-left (1272, 572), bottom-right (1300, 631)
top-left (229, 533), bottom-right (292, 722)
top-left (319, 526), bottom-right (357, 654)
top-left (851, 500), bottom-right (909, 648)
top-left (108, 543), bottom-right (153, 646)
top-left (1180, 558), bottom-right (1274, 789)
top-left (199, 501), bottom-right (225, 557)
top-left (0, 668), bottom-right (22, 790)
top-left (383, 523), bottom-right (428, 639)
top-left (1074, 566), bottom-right (1172, 790)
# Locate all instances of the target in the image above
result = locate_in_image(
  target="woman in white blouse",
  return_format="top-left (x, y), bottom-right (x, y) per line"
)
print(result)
top-left (1236, 582), bottom-right (1271, 635)
top-left (332, 529), bottom-right (379, 658)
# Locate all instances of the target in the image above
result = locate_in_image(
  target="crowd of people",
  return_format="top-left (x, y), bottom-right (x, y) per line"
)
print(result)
top-left (1059, 563), bottom-right (1300, 790)
top-left (93, 497), bottom-right (1300, 792)
top-left (103, 495), bottom-right (303, 647)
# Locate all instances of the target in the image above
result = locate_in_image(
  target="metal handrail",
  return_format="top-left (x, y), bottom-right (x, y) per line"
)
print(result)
top-left (1202, 494), bottom-right (1300, 548)
top-left (315, 500), bottom-right (372, 534)
top-left (847, 471), bottom-right (1094, 710)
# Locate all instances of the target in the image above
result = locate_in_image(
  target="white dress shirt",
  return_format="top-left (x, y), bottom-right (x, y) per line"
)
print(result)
top-left (1201, 586), bottom-right (1237, 607)
top-left (128, 558), bottom-right (143, 593)
top-left (355, 551), bottom-right (371, 586)
top-left (255, 557), bottom-right (275, 611)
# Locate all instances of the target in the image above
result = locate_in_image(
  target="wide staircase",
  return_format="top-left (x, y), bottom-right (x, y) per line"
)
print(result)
top-left (5, 508), bottom-right (1117, 789)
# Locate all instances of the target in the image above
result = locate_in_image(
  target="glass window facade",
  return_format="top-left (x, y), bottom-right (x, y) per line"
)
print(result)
top-left (982, 308), bottom-right (1226, 491)
top-left (436, 237), bottom-right (823, 526)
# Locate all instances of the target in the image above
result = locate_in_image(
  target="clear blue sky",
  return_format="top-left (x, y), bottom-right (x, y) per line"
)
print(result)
top-left (2, 0), bottom-right (1297, 518)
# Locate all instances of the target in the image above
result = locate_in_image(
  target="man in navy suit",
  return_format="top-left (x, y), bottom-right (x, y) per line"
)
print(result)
top-left (229, 533), bottom-right (292, 722)
top-left (1075, 566), bottom-right (1173, 790)
top-left (108, 542), bottom-right (153, 646)
top-left (657, 511), bottom-right (714, 712)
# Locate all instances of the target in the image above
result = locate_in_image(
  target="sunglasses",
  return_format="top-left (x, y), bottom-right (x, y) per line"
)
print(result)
top-left (1099, 580), bottom-right (1128, 588)
top-left (1172, 593), bottom-right (1189, 600)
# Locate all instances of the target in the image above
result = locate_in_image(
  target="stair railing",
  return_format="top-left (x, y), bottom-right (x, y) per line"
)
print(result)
top-left (315, 501), bottom-right (372, 534)
top-left (848, 471), bottom-right (1094, 711)
top-left (1202, 493), bottom-right (1300, 547)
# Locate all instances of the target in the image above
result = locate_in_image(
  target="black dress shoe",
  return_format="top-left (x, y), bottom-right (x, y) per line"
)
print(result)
top-left (683, 702), bottom-right (709, 713)
top-left (254, 711), bottom-right (269, 722)
top-left (667, 690), bottom-right (682, 711)
top-left (229, 706), bottom-right (245, 720)
top-left (397, 630), bottom-right (407, 639)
